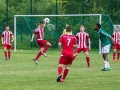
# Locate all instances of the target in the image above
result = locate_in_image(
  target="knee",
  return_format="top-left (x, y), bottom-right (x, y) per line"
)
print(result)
top-left (47, 42), bottom-right (51, 46)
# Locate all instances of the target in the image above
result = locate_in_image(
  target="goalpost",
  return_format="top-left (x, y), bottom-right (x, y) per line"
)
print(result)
top-left (14, 14), bottom-right (112, 53)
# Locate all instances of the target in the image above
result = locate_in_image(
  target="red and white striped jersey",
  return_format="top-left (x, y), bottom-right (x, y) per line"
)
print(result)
top-left (76, 32), bottom-right (90, 48)
top-left (2, 31), bottom-right (13, 45)
top-left (34, 26), bottom-right (44, 40)
top-left (112, 32), bottom-right (120, 44)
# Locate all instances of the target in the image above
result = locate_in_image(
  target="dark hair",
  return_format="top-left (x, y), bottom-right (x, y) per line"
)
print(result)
top-left (39, 21), bottom-right (44, 24)
top-left (6, 25), bottom-right (9, 27)
top-left (116, 26), bottom-right (119, 28)
top-left (66, 26), bottom-right (71, 32)
top-left (96, 24), bottom-right (101, 29)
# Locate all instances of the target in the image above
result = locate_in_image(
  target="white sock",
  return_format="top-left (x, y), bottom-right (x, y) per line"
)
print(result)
top-left (104, 61), bottom-right (107, 68)
top-left (107, 62), bottom-right (110, 68)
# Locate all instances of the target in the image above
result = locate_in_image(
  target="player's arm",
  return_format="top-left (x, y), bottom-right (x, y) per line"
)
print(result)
top-left (30, 34), bottom-right (35, 42)
top-left (11, 35), bottom-right (14, 42)
top-left (88, 38), bottom-right (91, 50)
top-left (58, 42), bottom-right (62, 52)
top-left (73, 44), bottom-right (77, 53)
top-left (1, 36), bottom-right (3, 44)
top-left (111, 37), bottom-right (114, 45)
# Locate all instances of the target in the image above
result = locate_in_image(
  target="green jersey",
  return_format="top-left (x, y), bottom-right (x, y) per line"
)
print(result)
top-left (63, 29), bottom-right (72, 35)
top-left (98, 29), bottom-right (111, 47)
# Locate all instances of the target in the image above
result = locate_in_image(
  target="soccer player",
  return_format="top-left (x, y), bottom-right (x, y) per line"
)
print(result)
top-left (57, 26), bottom-right (77, 82)
top-left (112, 26), bottom-right (120, 61)
top-left (1, 26), bottom-right (14, 60)
top-left (63, 24), bottom-right (72, 35)
top-left (30, 21), bottom-right (51, 65)
top-left (73, 25), bottom-right (91, 68)
top-left (94, 24), bottom-right (114, 71)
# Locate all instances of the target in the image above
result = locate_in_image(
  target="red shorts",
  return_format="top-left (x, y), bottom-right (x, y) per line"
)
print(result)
top-left (3, 44), bottom-right (11, 49)
top-left (113, 43), bottom-right (120, 50)
top-left (37, 40), bottom-right (47, 48)
top-left (59, 55), bottom-right (73, 65)
top-left (77, 48), bottom-right (88, 53)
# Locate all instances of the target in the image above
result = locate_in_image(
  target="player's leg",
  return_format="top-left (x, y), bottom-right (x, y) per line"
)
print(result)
top-left (113, 44), bottom-right (117, 61)
top-left (3, 44), bottom-right (8, 60)
top-left (84, 48), bottom-right (90, 67)
top-left (61, 56), bottom-right (73, 82)
top-left (101, 44), bottom-right (111, 71)
top-left (7, 45), bottom-right (11, 60)
top-left (72, 48), bottom-right (81, 61)
top-left (61, 64), bottom-right (70, 82)
top-left (33, 41), bottom-right (43, 64)
top-left (57, 55), bottom-right (64, 82)
top-left (43, 41), bottom-right (51, 53)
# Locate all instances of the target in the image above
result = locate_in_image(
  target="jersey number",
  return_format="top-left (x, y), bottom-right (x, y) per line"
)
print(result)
top-left (67, 38), bottom-right (71, 46)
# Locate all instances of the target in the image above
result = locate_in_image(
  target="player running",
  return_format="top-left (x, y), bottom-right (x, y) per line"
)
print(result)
top-left (112, 26), bottom-right (120, 61)
top-left (1, 26), bottom-right (14, 60)
top-left (73, 25), bottom-right (91, 68)
top-left (94, 24), bottom-right (114, 71)
top-left (57, 26), bottom-right (77, 82)
top-left (31, 21), bottom-right (51, 65)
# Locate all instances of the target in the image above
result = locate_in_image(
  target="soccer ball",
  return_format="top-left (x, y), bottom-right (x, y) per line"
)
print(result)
top-left (44, 18), bottom-right (50, 23)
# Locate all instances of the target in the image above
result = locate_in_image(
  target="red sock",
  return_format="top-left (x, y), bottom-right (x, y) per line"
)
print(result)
top-left (58, 66), bottom-right (63, 75)
top-left (62, 69), bottom-right (69, 80)
top-left (86, 57), bottom-right (90, 67)
top-left (113, 52), bottom-right (116, 60)
top-left (8, 51), bottom-right (10, 59)
top-left (117, 53), bottom-right (120, 60)
top-left (35, 52), bottom-right (42, 60)
top-left (4, 52), bottom-right (7, 58)
top-left (43, 45), bottom-right (50, 53)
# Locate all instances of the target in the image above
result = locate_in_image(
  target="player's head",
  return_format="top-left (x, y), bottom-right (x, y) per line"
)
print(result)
top-left (39, 21), bottom-right (45, 28)
top-left (5, 26), bottom-right (10, 31)
top-left (115, 26), bottom-right (119, 32)
top-left (95, 24), bottom-right (101, 31)
top-left (80, 25), bottom-right (85, 32)
top-left (66, 26), bottom-right (71, 32)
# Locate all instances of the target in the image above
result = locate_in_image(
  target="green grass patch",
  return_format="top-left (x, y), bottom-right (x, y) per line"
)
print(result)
top-left (0, 49), bottom-right (120, 90)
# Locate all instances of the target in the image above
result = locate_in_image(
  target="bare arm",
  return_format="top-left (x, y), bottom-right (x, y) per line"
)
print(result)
top-left (1, 37), bottom-right (3, 44)
top-left (111, 37), bottom-right (114, 44)
top-left (88, 38), bottom-right (91, 50)
top-left (73, 44), bottom-right (77, 53)
top-left (58, 42), bottom-right (62, 51)
top-left (30, 34), bottom-right (35, 42)
top-left (11, 35), bottom-right (14, 42)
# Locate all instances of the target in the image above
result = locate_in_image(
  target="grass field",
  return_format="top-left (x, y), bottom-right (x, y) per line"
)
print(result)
top-left (0, 49), bottom-right (120, 90)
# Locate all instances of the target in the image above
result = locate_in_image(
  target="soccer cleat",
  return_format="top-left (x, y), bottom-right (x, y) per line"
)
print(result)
top-left (41, 52), bottom-right (47, 57)
top-left (4, 58), bottom-right (8, 60)
top-left (56, 75), bottom-right (62, 82)
top-left (33, 59), bottom-right (38, 65)
top-left (101, 68), bottom-right (108, 71)
top-left (107, 68), bottom-right (111, 71)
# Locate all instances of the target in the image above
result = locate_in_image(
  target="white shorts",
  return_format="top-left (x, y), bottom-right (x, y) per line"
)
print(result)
top-left (101, 44), bottom-right (110, 54)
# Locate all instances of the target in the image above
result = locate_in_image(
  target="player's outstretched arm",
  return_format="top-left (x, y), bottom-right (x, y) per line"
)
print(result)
top-left (30, 34), bottom-right (35, 42)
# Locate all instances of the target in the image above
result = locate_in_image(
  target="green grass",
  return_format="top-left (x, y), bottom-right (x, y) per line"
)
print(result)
top-left (0, 49), bottom-right (120, 90)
